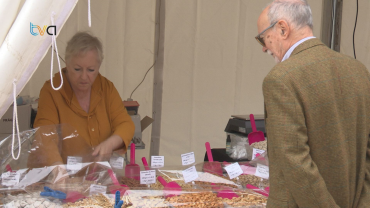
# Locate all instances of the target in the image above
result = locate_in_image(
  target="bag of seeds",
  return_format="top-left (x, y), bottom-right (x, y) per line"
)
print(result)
top-left (237, 152), bottom-right (269, 190)
top-left (246, 139), bottom-right (267, 160)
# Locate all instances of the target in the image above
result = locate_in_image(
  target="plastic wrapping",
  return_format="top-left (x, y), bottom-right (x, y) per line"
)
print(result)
top-left (237, 152), bottom-right (270, 195)
top-left (227, 133), bottom-right (249, 160)
top-left (122, 188), bottom-right (267, 208)
top-left (246, 140), bottom-right (267, 161)
top-left (153, 163), bottom-right (241, 190)
top-left (0, 124), bottom-right (124, 207)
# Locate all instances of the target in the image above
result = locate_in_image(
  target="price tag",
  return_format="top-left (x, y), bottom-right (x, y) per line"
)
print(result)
top-left (67, 156), bottom-right (82, 173)
top-left (224, 163), bottom-right (243, 179)
top-left (110, 156), bottom-right (124, 169)
top-left (151, 156), bottom-right (164, 167)
top-left (181, 152), bottom-right (195, 166)
top-left (90, 184), bottom-right (107, 195)
top-left (255, 163), bottom-right (269, 179)
top-left (140, 170), bottom-right (156, 185)
top-left (182, 166), bottom-right (198, 183)
top-left (17, 167), bottom-right (54, 188)
top-left (252, 148), bottom-right (266, 160)
top-left (4, 201), bottom-right (14, 208)
top-left (1, 172), bottom-right (20, 186)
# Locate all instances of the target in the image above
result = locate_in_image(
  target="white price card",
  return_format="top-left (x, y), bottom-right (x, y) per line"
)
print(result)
top-left (255, 163), bottom-right (269, 179)
top-left (67, 156), bottom-right (82, 172)
top-left (110, 156), bottom-right (124, 169)
top-left (252, 148), bottom-right (266, 160)
top-left (181, 152), bottom-right (195, 166)
top-left (4, 201), bottom-right (14, 208)
top-left (182, 166), bottom-right (199, 183)
top-left (90, 184), bottom-right (107, 195)
top-left (1, 172), bottom-right (20, 186)
top-left (224, 162), bottom-right (243, 179)
top-left (151, 156), bottom-right (165, 167)
top-left (140, 170), bottom-right (156, 185)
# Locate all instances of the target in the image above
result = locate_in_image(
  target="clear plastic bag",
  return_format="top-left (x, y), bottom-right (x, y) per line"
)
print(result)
top-left (0, 124), bottom-right (125, 206)
top-left (228, 133), bottom-right (249, 160)
top-left (237, 152), bottom-right (270, 195)
top-left (123, 188), bottom-right (267, 208)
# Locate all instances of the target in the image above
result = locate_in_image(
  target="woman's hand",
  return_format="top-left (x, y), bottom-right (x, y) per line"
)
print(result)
top-left (92, 135), bottom-right (124, 161)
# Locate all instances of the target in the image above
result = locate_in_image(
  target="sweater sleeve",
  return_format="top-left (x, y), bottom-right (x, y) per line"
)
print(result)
top-left (28, 83), bottom-right (63, 167)
top-left (107, 82), bottom-right (135, 152)
top-left (34, 83), bottom-right (60, 127)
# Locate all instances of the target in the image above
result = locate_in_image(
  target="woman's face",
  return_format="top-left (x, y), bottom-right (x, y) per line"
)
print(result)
top-left (66, 49), bottom-right (100, 93)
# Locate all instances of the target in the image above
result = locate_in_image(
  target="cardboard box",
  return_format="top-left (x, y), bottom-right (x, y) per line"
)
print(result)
top-left (128, 114), bottom-right (154, 150)
top-left (0, 105), bottom-right (32, 134)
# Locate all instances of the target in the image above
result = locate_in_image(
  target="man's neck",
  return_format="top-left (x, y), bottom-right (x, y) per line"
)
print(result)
top-left (288, 27), bottom-right (313, 49)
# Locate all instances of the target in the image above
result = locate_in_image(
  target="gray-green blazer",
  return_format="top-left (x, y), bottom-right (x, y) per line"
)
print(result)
top-left (263, 38), bottom-right (370, 208)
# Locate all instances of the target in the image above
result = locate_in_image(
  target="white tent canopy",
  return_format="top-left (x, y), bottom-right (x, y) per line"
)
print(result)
top-left (0, 0), bottom-right (78, 118)
top-left (1, 0), bottom-right (369, 165)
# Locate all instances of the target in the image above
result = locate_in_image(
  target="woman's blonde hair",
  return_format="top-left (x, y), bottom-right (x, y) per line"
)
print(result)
top-left (65, 32), bottom-right (103, 64)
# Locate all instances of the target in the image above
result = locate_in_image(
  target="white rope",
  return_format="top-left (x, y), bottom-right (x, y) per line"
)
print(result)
top-left (88, 0), bottom-right (91, 27)
top-left (50, 12), bottom-right (63, 91)
top-left (12, 80), bottom-right (21, 160)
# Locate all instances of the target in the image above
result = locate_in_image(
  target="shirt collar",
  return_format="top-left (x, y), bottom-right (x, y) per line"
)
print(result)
top-left (281, 36), bottom-right (315, 62)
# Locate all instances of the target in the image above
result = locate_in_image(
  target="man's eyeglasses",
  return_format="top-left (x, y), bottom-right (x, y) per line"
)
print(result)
top-left (255, 21), bottom-right (278, 47)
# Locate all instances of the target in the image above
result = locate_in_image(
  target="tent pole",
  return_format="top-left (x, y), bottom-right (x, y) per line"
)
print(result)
top-left (150, 0), bottom-right (165, 160)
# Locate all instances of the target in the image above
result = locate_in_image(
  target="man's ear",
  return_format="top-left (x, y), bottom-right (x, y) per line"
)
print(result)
top-left (277, 20), bottom-right (289, 39)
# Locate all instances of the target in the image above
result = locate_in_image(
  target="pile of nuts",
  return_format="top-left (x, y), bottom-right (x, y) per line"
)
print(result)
top-left (126, 195), bottom-right (169, 207)
top-left (195, 173), bottom-right (239, 190)
top-left (2, 192), bottom-right (63, 208)
top-left (222, 192), bottom-right (267, 207)
top-left (251, 140), bottom-right (267, 151)
top-left (234, 174), bottom-right (263, 187)
top-left (64, 193), bottom-right (113, 208)
top-left (120, 176), bottom-right (147, 188)
top-left (151, 173), bottom-right (192, 189)
top-left (165, 192), bottom-right (224, 208)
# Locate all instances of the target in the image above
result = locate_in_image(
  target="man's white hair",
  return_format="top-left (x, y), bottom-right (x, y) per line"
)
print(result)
top-left (268, 0), bottom-right (313, 30)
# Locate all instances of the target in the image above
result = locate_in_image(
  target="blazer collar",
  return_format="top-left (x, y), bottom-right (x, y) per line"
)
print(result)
top-left (291, 38), bottom-right (325, 57)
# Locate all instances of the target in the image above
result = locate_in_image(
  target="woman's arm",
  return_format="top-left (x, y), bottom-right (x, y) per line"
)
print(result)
top-left (28, 84), bottom-right (63, 168)
top-left (91, 80), bottom-right (135, 158)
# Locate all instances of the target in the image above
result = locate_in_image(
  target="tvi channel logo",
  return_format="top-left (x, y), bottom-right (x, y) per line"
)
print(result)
top-left (30, 22), bottom-right (56, 36)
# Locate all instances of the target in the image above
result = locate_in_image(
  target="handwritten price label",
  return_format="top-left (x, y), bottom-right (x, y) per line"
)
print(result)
top-left (140, 170), bottom-right (156, 184)
top-left (151, 156), bottom-right (164, 167)
top-left (252, 148), bottom-right (266, 160)
top-left (224, 163), bottom-right (243, 179)
top-left (67, 156), bottom-right (82, 173)
top-left (182, 166), bottom-right (199, 183)
top-left (1, 172), bottom-right (20, 186)
top-left (181, 152), bottom-right (195, 166)
top-left (110, 156), bottom-right (124, 169)
top-left (255, 163), bottom-right (269, 179)
top-left (90, 184), bottom-right (107, 195)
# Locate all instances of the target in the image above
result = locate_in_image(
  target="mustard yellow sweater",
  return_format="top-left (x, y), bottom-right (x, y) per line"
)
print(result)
top-left (29, 69), bottom-right (134, 167)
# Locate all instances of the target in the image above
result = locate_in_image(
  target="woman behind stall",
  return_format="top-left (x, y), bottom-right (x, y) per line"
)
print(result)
top-left (28, 32), bottom-right (134, 168)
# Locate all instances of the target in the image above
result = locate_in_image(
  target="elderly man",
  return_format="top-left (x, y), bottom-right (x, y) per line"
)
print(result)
top-left (257, 0), bottom-right (370, 207)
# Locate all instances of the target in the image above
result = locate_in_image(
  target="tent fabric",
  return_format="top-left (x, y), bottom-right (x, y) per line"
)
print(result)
top-left (158, 0), bottom-right (323, 165)
top-left (20, 0), bottom-right (157, 162)
top-left (15, 0), bottom-right (329, 166)
top-left (0, 0), bottom-right (22, 45)
top-left (0, 0), bottom-right (78, 119)
top-left (341, 0), bottom-right (370, 68)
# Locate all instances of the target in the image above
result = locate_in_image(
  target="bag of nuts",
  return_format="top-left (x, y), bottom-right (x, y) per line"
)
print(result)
top-left (235, 153), bottom-right (270, 190)
top-left (246, 140), bottom-right (267, 160)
